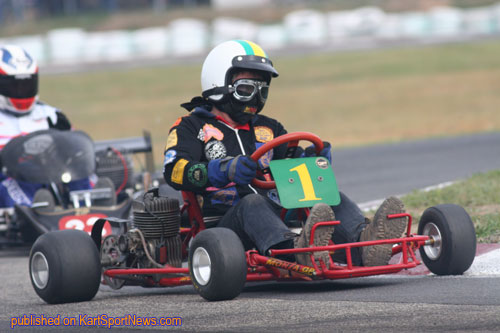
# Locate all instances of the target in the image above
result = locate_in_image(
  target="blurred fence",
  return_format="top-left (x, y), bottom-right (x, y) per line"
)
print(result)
top-left (2, 4), bottom-right (500, 68)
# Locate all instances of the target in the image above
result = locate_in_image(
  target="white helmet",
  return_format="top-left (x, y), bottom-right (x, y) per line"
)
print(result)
top-left (201, 40), bottom-right (278, 102)
top-left (0, 45), bottom-right (38, 116)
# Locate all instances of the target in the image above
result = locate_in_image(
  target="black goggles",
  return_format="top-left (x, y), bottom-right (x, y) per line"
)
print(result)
top-left (229, 79), bottom-right (269, 103)
top-left (0, 73), bottom-right (38, 99)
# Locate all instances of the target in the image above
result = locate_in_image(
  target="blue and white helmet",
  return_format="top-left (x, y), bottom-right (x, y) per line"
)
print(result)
top-left (0, 45), bottom-right (38, 116)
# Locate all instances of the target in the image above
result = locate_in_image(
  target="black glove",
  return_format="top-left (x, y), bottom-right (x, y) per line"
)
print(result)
top-left (48, 111), bottom-right (71, 130)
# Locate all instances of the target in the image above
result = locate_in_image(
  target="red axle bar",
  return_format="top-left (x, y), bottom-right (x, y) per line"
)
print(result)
top-left (104, 266), bottom-right (189, 277)
top-left (270, 235), bottom-right (428, 256)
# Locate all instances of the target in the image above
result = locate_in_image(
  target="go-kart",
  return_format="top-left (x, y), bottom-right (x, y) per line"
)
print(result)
top-left (0, 129), bottom-right (156, 247)
top-left (28, 132), bottom-right (477, 304)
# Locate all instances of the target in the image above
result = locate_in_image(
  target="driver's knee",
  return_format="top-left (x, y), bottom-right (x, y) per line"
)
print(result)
top-left (239, 193), bottom-right (267, 208)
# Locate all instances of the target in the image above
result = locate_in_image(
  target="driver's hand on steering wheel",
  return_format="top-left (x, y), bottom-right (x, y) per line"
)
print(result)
top-left (304, 141), bottom-right (332, 162)
top-left (208, 155), bottom-right (258, 187)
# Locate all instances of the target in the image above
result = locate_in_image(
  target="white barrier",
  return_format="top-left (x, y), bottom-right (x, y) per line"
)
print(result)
top-left (131, 27), bottom-right (170, 58)
top-left (46, 28), bottom-right (86, 64)
top-left (489, 3), bottom-right (500, 32)
top-left (256, 24), bottom-right (287, 50)
top-left (211, 17), bottom-right (258, 47)
top-left (81, 31), bottom-right (107, 63)
top-left (376, 14), bottom-right (403, 39)
top-left (212, 0), bottom-right (270, 10)
top-left (100, 30), bottom-right (133, 61)
top-left (284, 9), bottom-right (327, 45)
top-left (399, 12), bottom-right (432, 38)
top-left (462, 7), bottom-right (495, 35)
top-left (169, 18), bottom-right (208, 56)
top-left (429, 7), bottom-right (464, 37)
top-left (3, 4), bottom-right (500, 68)
top-left (328, 6), bottom-right (386, 42)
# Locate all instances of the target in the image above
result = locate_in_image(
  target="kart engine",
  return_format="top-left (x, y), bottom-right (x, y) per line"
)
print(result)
top-left (100, 192), bottom-right (182, 288)
top-left (129, 193), bottom-right (182, 269)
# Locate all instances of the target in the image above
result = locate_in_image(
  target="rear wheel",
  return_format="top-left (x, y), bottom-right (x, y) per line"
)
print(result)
top-left (29, 229), bottom-right (101, 304)
top-left (189, 228), bottom-right (247, 301)
top-left (418, 204), bottom-right (476, 275)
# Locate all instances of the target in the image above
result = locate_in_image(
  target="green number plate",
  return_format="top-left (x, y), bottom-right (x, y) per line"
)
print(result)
top-left (269, 157), bottom-right (341, 209)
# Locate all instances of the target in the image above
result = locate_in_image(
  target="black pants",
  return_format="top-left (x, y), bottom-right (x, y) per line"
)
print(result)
top-left (217, 191), bottom-right (366, 265)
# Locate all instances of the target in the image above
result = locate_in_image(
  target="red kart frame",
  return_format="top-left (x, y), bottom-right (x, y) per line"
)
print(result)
top-left (103, 132), bottom-right (430, 286)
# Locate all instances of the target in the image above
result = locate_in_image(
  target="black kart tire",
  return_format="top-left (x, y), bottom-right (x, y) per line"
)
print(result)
top-left (189, 228), bottom-right (247, 301)
top-left (29, 229), bottom-right (101, 304)
top-left (418, 204), bottom-right (476, 275)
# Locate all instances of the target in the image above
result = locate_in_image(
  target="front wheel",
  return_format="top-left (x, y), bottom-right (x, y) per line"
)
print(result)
top-left (188, 228), bottom-right (247, 301)
top-left (29, 230), bottom-right (101, 304)
top-left (418, 204), bottom-right (476, 275)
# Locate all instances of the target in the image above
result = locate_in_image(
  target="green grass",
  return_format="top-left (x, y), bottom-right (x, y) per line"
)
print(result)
top-left (400, 170), bottom-right (500, 242)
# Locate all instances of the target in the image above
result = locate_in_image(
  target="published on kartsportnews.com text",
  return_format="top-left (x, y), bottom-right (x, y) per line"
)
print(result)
top-left (10, 314), bottom-right (182, 329)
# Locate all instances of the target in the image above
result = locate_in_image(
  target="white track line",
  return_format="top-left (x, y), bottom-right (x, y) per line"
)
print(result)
top-left (368, 248), bottom-right (500, 278)
top-left (465, 248), bottom-right (500, 277)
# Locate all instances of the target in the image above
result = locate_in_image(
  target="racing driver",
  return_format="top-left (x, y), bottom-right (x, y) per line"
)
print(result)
top-left (163, 40), bottom-right (406, 267)
top-left (0, 45), bottom-right (91, 209)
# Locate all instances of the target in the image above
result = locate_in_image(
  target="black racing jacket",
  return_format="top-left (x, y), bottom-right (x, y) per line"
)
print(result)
top-left (163, 106), bottom-right (288, 215)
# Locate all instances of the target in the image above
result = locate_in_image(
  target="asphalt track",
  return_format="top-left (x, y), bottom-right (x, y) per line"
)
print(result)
top-left (1, 132), bottom-right (500, 332)
top-left (1, 249), bottom-right (499, 332)
top-left (334, 131), bottom-right (500, 204)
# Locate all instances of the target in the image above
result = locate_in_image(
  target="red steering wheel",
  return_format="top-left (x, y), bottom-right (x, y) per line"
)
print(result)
top-left (250, 132), bottom-right (324, 189)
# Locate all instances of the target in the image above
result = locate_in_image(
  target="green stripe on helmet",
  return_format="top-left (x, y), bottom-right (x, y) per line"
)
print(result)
top-left (235, 40), bottom-right (254, 56)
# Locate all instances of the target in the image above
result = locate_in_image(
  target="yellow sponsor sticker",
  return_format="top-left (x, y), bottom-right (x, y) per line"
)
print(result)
top-left (264, 258), bottom-right (316, 276)
top-left (254, 126), bottom-right (274, 143)
top-left (165, 129), bottom-right (178, 150)
top-left (171, 158), bottom-right (188, 185)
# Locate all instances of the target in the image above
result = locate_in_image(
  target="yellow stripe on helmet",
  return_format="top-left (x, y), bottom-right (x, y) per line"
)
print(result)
top-left (244, 40), bottom-right (267, 58)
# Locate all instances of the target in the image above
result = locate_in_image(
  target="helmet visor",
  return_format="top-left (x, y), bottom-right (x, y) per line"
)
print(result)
top-left (231, 79), bottom-right (269, 103)
top-left (0, 73), bottom-right (38, 99)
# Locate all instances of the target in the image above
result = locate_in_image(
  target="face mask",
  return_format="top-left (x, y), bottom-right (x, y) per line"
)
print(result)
top-left (218, 95), bottom-right (265, 125)
top-left (225, 78), bottom-right (270, 124)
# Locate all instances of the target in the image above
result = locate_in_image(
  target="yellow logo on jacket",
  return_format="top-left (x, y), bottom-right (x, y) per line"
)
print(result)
top-left (254, 126), bottom-right (274, 143)
top-left (165, 129), bottom-right (178, 150)
top-left (171, 158), bottom-right (188, 185)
